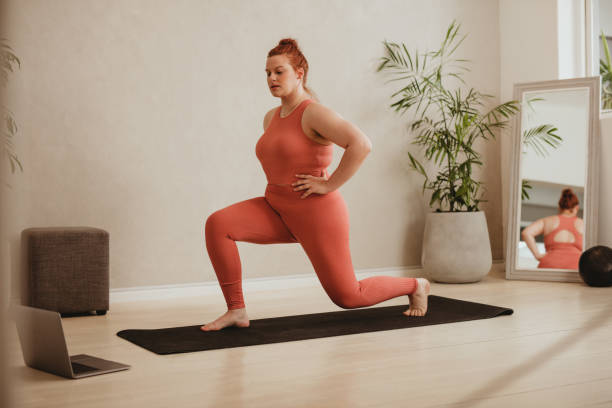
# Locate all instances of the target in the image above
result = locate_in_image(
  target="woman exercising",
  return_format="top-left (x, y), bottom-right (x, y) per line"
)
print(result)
top-left (521, 188), bottom-right (584, 269)
top-left (201, 38), bottom-right (430, 331)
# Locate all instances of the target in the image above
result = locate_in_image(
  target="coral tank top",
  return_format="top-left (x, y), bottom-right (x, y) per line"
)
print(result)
top-left (538, 215), bottom-right (584, 269)
top-left (255, 99), bottom-right (333, 186)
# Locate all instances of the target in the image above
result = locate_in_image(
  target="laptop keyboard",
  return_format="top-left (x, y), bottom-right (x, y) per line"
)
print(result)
top-left (71, 361), bottom-right (98, 374)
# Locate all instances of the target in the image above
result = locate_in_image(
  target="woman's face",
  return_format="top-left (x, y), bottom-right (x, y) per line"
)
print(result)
top-left (265, 54), bottom-right (303, 97)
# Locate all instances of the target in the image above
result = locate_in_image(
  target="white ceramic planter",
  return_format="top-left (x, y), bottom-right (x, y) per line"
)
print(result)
top-left (422, 211), bottom-right (492, 283)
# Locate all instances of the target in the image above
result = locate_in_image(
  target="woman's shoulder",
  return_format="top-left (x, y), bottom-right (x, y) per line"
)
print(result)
top-left (266, 105), bottom-right (279, 117)
top-left (263, 106), bottom-right (279, 131)
top-left (542, 215), bottom-right (560, 228)
top-left (304, 99), bottom-right (331, 112)
top-left (543, 214), bottom-right (560, 222)
top-left (303, 100), bottom-right (343, 122)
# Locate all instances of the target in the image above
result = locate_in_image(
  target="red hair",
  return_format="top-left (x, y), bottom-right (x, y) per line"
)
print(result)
top-left (267, 38), bottom-right (319, 101)
top-left (559, 188), bottom-right (579, 210)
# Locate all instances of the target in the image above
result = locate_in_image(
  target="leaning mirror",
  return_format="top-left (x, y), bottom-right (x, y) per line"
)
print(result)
top-left (506, 77), bottom-right (600, 282)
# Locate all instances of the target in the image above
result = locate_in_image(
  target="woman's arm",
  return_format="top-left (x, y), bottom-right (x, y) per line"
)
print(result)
top-left (521, 218), bottom-right (545, 260)
top-left (302, 103), bottom-right (372, 192)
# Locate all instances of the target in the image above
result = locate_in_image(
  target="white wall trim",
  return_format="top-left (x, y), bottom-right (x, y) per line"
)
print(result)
top-left (558, 0), bottom-right (587, 79)
top-left (586, 0), bottom-right (600, 76)
top-left (110, 260), bottom-right (505, 303)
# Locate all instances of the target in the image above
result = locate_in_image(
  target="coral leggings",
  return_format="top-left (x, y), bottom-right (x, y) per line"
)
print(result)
top-left (204, 183), bottom-right (418, 310)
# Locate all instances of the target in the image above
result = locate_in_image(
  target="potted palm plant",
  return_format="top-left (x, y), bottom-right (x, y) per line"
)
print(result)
top-left (376, 21), bottom-right (522, 283)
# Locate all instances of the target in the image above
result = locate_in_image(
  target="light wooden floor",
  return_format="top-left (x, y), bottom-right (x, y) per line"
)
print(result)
top-left (5, 268), bottom-right (612, 408)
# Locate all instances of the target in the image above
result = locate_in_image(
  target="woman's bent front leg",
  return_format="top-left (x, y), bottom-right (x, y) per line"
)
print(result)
top-left (201, 196), bottom-right (297, 331)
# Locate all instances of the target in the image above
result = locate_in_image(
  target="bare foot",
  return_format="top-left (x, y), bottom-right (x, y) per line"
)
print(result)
top-left (404, 278), bottom-right (430, 317)
top-left (200, 308), bottom-right (250, 331)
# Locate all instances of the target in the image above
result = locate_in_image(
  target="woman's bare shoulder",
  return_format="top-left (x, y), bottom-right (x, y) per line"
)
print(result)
top-left (535, 215), bottom-right (558, 228)
top-left (543, 214), bottom-right (561, 223)
top-left (263, 106), bottom-right (278, 131)
top-left (302, 101), bottom-right (346, 132)
top-left (304, 101), bottom-right (342, 118)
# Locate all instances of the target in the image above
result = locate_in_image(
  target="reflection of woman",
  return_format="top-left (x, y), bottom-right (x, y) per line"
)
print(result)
top-left (521, 188), bottom-right (584, 269)
top-left (200, 38), bottom-right (430, 331)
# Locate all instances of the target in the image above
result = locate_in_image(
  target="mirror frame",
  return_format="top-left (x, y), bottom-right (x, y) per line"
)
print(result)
top-left (506, 76), bottom-right (601, 282)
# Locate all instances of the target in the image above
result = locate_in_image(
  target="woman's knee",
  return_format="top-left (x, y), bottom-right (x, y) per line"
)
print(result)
top-left (204, 198), bottom-right (262, 236)
top-left (329, 292), bottom-right (361, 309)
top-left (204, 210), bottom-right (228, 236)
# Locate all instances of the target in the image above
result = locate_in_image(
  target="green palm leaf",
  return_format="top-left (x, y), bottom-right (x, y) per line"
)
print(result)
top-left (522, 124), bottom-right (562, 157)
top-left (600, 31), bottom-right (612, 109)
top-left (377, 21), bottom-right (523, 211)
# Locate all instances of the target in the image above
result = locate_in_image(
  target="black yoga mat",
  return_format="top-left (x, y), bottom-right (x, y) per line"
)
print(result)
top-left (117, 295), bottom-right (513, 355)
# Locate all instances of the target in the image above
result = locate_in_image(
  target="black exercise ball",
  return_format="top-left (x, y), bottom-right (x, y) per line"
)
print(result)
top-left (578, 245), bottom-right (612, 287)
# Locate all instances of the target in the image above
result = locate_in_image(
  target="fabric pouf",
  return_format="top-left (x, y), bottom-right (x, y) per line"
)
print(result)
top-left (21, 226), bottom-right (109, 315)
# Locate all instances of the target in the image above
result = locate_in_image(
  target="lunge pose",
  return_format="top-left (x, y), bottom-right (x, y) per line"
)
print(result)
top-left (201, 38), bottom-right (430, 331)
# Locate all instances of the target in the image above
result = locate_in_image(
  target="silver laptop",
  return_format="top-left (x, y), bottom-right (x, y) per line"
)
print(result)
top-left (10, 304), bottom-right (130, 379)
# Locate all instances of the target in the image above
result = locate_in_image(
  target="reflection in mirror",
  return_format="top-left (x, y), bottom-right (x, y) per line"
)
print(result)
top-left (507, 77), bottom-right (599, 282)
top-left (516, 88), bottom-right (589, 271)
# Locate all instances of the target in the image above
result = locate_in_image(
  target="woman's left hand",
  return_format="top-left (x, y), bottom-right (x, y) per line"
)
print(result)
top-left (292, 174), bottom-right (331, 198)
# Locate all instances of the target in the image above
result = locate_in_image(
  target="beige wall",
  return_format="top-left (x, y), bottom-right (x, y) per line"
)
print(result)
top-left (4, 0), bottom-right (503, 294)
top-left (0, 105), bottom-right (14, 406)
top-left (499, 0), bottom-right (559, 256)
top-left (499, 0), bottom-right (612, 252)
top-left (1, 1), bottom-right (14, 404)
top-left (598, 114), bottom-right (612, 247)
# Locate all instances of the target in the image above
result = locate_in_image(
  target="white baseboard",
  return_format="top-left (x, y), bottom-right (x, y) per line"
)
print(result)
top-left (110, 260), bottom-right (505, 303)
top-left (110, 265), bottom-right (422, 303)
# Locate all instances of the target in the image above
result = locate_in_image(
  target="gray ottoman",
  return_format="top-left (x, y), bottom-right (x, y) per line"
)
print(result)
top-left (21, 227), bottom-right (109, 315)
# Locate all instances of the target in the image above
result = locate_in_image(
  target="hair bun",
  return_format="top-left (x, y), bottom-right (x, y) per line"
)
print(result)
top-left (558, 187), bottom-right (579, 210)
top-left (279, 38), bottom-right (298, 47)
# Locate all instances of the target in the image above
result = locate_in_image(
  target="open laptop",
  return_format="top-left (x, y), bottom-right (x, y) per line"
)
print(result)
top-left (10, 304), bottom-right (130, 379)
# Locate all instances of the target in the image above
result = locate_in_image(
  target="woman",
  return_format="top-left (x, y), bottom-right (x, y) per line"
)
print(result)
top-left (521, 188), bottom-right (584, 269)
top-left (201, 38), bottom-right (430, 331)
